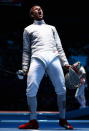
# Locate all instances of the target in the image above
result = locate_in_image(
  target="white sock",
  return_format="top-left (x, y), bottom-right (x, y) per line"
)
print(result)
top-left (27, 96), bottom-right (37, 120)
top-left (57, 94), bottom-right (66, 119)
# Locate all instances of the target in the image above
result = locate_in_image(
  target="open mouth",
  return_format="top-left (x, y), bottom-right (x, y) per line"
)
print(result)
top-left (38, 11), bottom-right (43, 16)
top-left (39, 11), bottom-right (41, 14)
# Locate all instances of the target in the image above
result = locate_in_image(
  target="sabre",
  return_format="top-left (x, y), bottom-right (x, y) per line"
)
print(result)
top-left (0, 64), bottom-right (24, 80)
top-left (0, 65), bottom-right (16, 75)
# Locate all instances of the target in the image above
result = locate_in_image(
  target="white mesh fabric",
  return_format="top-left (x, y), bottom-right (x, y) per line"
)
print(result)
top-left (65, 68), bottom-right (80, 89)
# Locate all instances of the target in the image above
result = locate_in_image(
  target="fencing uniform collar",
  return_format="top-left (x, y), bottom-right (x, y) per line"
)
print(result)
top-left (33, 20), bottom-right (45, 25)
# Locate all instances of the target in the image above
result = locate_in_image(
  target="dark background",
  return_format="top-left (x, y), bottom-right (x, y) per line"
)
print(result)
top-left (0, 0), bottom-right (89, 111)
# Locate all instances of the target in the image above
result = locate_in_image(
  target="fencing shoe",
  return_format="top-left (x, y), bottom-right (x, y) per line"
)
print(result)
top-left (59, 119), bottom-right (74, 130)
top-left (18, 119), bottom-right (39, 129)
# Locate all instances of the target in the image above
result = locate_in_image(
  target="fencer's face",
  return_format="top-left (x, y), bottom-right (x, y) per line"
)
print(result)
top-left (30, 6), bottom-right (43, 20)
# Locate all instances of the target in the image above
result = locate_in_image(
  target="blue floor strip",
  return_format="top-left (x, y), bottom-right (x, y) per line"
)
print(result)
top-left (66, 106), bottom-right (89, 119)
top-left (0, 111), bottom-right (89, 130)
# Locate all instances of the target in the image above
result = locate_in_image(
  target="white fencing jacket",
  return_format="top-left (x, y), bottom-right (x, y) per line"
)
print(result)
top-left (22, 20), bottom-right (69, 71)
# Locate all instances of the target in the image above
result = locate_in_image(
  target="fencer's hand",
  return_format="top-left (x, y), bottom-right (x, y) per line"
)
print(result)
top-left (16, 70), bottom-right (27, 80)
top-left (64, 64), bottom-right (72, 70)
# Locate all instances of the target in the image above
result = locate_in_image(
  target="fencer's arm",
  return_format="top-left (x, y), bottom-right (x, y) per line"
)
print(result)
top-left (17, 29), bottom-right (31, 80)
top-left (53, 27), bottom-right (69, 66)
top-left (22, 29), bottom-right (31, 73)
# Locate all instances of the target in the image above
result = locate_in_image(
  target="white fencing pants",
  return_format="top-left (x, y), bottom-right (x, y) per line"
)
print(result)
top-left (26, 56), bottom-right (66, 97)
top-left (26, 56), bottom-right (66, 119)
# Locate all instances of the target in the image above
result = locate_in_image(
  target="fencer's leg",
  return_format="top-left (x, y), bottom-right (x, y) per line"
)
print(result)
top-left (47, 57), bottom-right (73, 129)
top-left (80, 85), bottom-right (86, 107)
top-left (27, 96), bottom-right (37, 120)
top-left (75, 87), bottom-right (81, 104)
top-left (47, 57), bottom-right (66, 119)
top-left (75, 84), bottom-right (86, 108)
top-left (80, 95), bottom-right (86, 108)
top-left (26, 58), bottom-right (45, 120)
top-left (57, 94), bottom-right (66, 119)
